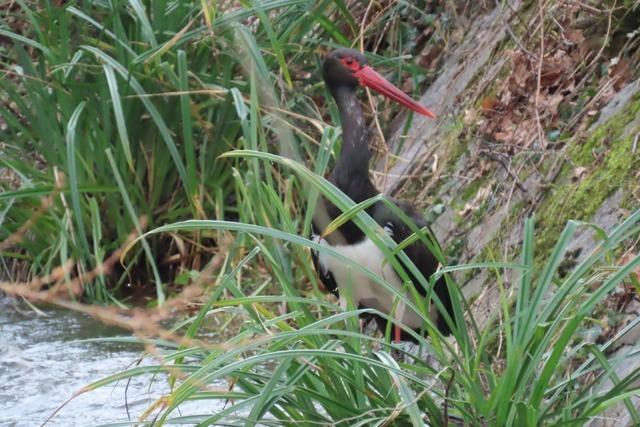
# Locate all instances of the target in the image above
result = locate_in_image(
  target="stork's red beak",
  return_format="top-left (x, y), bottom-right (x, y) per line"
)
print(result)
top-left (354, 66), bottom-right (436, 119)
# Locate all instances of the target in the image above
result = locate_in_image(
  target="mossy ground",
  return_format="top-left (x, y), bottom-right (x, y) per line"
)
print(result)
top-left (399, 92), bottom-right (640, 303)
top-left (535, 97), bottom-right (640, 258)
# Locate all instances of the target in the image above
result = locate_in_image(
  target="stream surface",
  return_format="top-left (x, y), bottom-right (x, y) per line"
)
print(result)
top-left (0, 296), bottom-right (226, 427)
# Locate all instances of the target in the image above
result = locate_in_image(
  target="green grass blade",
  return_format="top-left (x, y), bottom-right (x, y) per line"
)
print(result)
top-left (65, 101), bottom-right (92, 260)
top-left (102, 64), bottom-right (133, 170)
top-left (82, 46), bottom-right (190, 196)
top-left (105, 148), bottom-right (165, 304)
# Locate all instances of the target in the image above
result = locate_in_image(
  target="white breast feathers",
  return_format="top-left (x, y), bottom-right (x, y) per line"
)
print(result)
top-left (313, 228), bottom-right (430, 330)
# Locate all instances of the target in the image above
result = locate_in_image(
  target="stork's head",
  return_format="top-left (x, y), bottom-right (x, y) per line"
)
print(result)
top-left (322, 48), bottom-right (436, 119)
top-left (322, 48), bottom-right (367, 89)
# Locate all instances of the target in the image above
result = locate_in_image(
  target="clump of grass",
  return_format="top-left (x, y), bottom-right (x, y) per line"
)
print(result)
top-left (3, 2), bottom-right (639, 425)
top-left (0, 0), bottom-right (460, 303)
top-left (79, 147), bottom-right (640, 425)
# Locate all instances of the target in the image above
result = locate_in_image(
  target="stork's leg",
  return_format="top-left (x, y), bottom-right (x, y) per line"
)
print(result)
top-left (394, 303), bottom-right (406, 343)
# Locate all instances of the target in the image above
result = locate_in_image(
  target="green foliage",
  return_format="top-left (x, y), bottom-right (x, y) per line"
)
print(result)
top-left (0, 0), bottom-right (436, 301)
top-left (83, 150), bottom-right (640, 425)
top-left (2, 2), bottom-right (640, 425)
top-left (536, 97), bottom-right (640, 258)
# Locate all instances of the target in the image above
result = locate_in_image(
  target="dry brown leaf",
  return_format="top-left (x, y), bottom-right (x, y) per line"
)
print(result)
top-left (610, 58), bottom-right (632, 91)
top-left (481, 96), bottom-right (499, 113)
top-left (566, 28), bottom-right (585, 45)
top-left (541, 94), bottom-right (565, 116)
top-left (494, 131), bottom-right (512, 142)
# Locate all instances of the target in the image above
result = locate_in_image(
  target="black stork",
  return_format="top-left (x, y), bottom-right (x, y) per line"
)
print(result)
top-left (311, 48), bottom-right (455, 342)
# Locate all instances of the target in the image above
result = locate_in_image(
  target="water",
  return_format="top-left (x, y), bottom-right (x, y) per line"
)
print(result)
top-left (0, 296), bottom-right (226, 427)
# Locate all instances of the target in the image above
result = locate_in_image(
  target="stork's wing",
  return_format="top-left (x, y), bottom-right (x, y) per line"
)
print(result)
top-left (372, 199), bottom-right (454, 335)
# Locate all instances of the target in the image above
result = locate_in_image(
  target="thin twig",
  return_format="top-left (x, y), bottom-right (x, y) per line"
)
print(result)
top-left (562, 0), bottom-right (605, 15)
top-left (584, 0), bottom-right (617, 72)
top-left (358, 1), bottom-right (388, 179)
top-left (480, 149), bottom-right (528, 194)
top-left (494, 0), bottom-right (539, 60)
top-left (534, 0), bottom-right (546, 149)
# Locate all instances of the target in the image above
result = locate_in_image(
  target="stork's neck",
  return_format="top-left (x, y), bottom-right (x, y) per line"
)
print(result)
top-left (330, 86), bottom-right (376, 201)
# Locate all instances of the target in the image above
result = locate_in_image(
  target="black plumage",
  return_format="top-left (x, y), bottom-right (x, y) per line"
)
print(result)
top-left (312, 48), bottom-right (455, 341)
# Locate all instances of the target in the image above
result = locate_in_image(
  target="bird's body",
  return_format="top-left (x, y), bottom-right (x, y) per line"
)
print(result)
top-left (313, 207), bottom-right (438, 331)
top-left (312, 48), bottom-right (454, 341)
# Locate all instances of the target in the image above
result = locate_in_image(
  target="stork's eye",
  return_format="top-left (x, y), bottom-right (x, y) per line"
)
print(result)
top-left (341, 57), bottom-right (359, 71)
